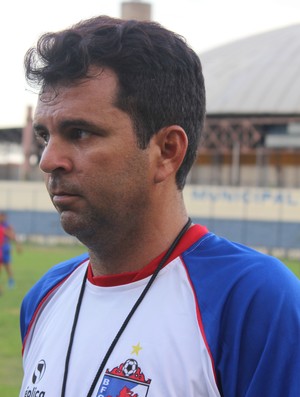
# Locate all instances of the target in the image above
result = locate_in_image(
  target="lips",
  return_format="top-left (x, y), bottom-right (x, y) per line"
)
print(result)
top-left (49, 187), bottom-right (80, 207)
top-left (50, 190), bottom-right (74, 197)
top-left (47, 178), bottom-right (82, 208)
top-left (52, 194), bottom-right (81, 210)
top-left (48, 181), bottom-right (79, 199)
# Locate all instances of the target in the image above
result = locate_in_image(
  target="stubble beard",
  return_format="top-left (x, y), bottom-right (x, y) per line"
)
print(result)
top-left (58, 194), bottom-right (149, 262)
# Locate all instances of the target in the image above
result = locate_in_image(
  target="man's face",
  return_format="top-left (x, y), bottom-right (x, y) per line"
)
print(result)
top-left (33, 68), bottom-right (153, 248)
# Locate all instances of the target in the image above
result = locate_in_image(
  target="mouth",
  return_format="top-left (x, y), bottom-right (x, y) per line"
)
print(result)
top-left (50, 190), bottom-right (80, 208)
top-left (47, 177), bottom-right (81, 208)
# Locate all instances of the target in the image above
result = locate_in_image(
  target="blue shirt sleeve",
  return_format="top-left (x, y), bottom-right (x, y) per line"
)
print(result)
top-left (184, 233), bottom-right (300, 396)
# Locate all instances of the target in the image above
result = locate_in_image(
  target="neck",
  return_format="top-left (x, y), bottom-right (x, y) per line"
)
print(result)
top-left (88, 211), bottom-right (189, 277)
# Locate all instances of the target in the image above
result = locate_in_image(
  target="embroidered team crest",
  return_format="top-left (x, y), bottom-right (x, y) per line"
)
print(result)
top-left (97, 359), bottom-right (151, 396)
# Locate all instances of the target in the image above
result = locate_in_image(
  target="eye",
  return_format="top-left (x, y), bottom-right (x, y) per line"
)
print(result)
top-left (35, 131), bottom-right (49, 147)
top-left (70, 128), bottom-right (90, 140)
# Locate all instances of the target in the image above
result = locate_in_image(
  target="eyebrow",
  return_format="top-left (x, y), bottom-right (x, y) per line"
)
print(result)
top-left (33, 118), bottom-right (101, 133)
top-left (60, 119), bottom-right (100, 130)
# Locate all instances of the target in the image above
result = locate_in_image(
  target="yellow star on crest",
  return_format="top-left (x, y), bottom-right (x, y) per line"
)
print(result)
top-left (131, 342), bottom-right (142, 356)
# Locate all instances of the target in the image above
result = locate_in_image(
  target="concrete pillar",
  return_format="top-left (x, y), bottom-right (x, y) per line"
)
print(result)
top-left (121, 1), bottom-right (152, 21)
top-left (21, 106), bottom-right (33, 180)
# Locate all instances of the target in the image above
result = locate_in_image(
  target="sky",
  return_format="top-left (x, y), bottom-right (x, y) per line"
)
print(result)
top-left (1, 0), bottom-right (300, 128)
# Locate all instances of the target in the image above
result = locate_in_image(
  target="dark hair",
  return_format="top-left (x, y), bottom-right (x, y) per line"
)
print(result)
top-left (24, 15), bottom-right (206, 189)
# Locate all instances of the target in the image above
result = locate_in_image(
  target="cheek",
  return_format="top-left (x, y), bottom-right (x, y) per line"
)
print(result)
top-left (84, 145), bottom-right (150, 191)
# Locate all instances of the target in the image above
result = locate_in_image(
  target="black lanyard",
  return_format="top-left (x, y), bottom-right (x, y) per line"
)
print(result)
top-left (61, 217), bottom-right (192, 397)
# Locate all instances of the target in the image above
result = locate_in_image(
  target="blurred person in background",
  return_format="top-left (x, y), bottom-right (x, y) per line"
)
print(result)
top-left (0, 220), bottom-right (5, 295)
top-left (0, 211), bottom-right (22, 289)
top-left (19, 15), bottom-right (300, 397)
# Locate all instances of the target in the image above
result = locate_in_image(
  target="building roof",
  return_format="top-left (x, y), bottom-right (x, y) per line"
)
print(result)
top-left (200, 24), bottom-right (300, 115)
top-left (0, 128), bottom-right (22, 143)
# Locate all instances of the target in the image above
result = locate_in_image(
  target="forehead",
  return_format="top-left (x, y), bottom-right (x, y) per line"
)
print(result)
top-left (34, 68), bottom-right (119, 122)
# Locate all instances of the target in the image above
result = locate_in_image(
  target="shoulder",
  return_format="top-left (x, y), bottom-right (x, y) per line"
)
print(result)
top-left (182, 231), bottom-right (300, 324)
top-left (182, 233), bottom-right (300, 395)
top-left (20, 252), bottom-right (89, 342)
top-left (182, 231), bottom-right (299, 294)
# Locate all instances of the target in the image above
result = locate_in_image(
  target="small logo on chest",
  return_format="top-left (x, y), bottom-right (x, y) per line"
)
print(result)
top-left (32, 360), bottom-right (46, 384)
top-left (97, 358), bottom-right (151, 397)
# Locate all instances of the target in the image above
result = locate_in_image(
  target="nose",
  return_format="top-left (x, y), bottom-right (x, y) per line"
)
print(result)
top-left (39, 137), bottom-right (72, 174)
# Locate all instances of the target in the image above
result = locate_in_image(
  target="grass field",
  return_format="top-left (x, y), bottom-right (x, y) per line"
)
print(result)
top-left (0, 244), bottom-right (299, 396)
top-left (0, 243), bottom-right (86, 397)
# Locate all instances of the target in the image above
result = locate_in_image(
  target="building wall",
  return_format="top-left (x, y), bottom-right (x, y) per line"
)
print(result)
top-left (190, 153), bottom-right (300, 187)
top-left (1, 181), bottom-right (299, 255)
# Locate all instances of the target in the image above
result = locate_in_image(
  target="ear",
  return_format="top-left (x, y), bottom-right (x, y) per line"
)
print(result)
top-left (151, 125), bottom-right (188, 184)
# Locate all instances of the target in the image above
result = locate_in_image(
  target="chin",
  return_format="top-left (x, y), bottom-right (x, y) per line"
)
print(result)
top-left (60, 212), bottom-right (82, 236)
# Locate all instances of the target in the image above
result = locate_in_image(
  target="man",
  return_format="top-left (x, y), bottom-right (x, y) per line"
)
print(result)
top-left (19, 16), bottom-right (300, 397)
